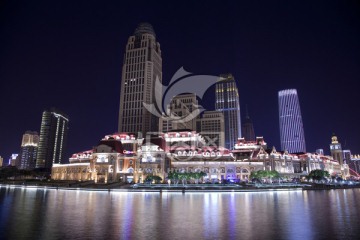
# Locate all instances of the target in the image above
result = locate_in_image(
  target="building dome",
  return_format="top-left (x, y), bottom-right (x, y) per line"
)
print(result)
top-left (134, 22), bottom-right (156, 37)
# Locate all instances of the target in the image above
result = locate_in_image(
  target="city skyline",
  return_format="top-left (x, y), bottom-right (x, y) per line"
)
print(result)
top-left (0, 1), bottom-right (359, 160)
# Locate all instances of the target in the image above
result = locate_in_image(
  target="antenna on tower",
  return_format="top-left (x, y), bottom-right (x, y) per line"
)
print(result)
top-left (245, 104), bottom-right (249, 119)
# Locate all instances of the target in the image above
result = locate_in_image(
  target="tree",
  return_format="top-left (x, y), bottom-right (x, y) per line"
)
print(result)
top-left (193, 171), bottom-right (207, 184)
top-left (308, 170), bottom-right (330, 182)
top-left (167, 171), bottom-right (180, 185)
top-left (145, 175), bottom-right (162, 184)
top-left (250, 170), bottom-right (280, 183)
top-left (178, 173), bottom-right (188, 186)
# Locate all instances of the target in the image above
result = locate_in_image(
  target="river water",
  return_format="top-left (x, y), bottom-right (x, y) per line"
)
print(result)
top-left (0, 186), bottom-right (359, 240)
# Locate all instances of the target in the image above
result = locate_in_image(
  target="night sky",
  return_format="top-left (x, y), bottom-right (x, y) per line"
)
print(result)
top-left (0, 0), bottom-right (359, 162)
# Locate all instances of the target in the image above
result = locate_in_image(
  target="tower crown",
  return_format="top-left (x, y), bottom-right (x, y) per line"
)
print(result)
top-left (331, 133), bottom-right (338, 144)
top-left (134, 22), bottom-right (156, 37)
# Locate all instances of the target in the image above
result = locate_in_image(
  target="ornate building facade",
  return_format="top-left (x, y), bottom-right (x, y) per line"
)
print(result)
top-left (52, 131), bottom-right (349, 183)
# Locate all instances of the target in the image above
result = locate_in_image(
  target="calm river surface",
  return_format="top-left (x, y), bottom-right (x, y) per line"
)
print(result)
top-left (1, 186), bottom-right (359, 240)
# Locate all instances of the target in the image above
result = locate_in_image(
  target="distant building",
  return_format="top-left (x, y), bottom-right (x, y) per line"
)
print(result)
top-left (0, 156), bottom-right (3, 167)
top-left (196, 111), bottom-right (225, 147)
top-left (10, 154), bottom-right (18, 167)
top-left (160, 93), bottom-right (199, 132)
top-left (241, 107), bottom-right (255, 141)
top-left (278, 89), bottom-right (306, 153)
top-left (35, 108), bottom-right (69, 169)
top-left (343, 149), bottom-right (351, 164)
top-left (349, 154), bottom-right (360, 177)
top-left (18, 131), bottom-right (39, 170)
top-left (215, 73), bottom-right (241, 150)
top-left (118, 22), bottom-right (162, 135)
top-left (316, 149), bottom-right (324, 155)
top-left (330, 133), bottom-right (344, 165)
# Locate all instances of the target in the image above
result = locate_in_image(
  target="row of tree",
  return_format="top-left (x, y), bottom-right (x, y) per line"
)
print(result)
top-left (250, 170), bottom-right (280, 182)
top-left (0, 166), bottom-right (50, 180)
top-left (250, 169), bottom-right (332, 183)
top-left (167, 171), bottom-right (207, 185)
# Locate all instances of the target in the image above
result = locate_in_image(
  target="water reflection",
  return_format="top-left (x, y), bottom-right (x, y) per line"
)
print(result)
top-left (1, 186), bottom-right (359, 239)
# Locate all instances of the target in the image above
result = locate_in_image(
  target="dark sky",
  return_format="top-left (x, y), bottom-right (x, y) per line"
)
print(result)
top-left (0, 0), bottom-right (359, 162)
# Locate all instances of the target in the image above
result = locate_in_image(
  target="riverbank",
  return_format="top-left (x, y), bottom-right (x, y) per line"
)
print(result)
top-left (1, 180), bottom-right (360, 193)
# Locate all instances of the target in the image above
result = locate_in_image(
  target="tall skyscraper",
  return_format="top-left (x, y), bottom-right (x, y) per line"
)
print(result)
top-left (18, 131), bottom-right (39, 170)
top-left (118, 22), bottom-right (162, 136)
top-left (241, 106), bottom-right (255, 141)
top-left (278, 89), bottom-right (306, 153)
top-left (197, 111), bottom-right (225, 147)
top-left (36, 108), bottom-right (69, 169)
top-left (160, 93), bottom-right (198, 132)
top-left (215, 73), bottom-right (241, 150)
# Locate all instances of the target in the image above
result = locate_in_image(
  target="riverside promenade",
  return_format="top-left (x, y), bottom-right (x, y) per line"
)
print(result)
top-left (1, 179), bottom-right (359, 192)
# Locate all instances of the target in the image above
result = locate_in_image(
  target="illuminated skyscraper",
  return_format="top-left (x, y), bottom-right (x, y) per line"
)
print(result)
top-left (18, 131), bottom-right (39, 170)
top-left (118, 23), bottom-right (162, 136)
top-left (215, 74), bottom-right (241, 150)
top-left (35, 108), bottom-right (69, 169)
top-left (278, 89), bottom-right (306, 153)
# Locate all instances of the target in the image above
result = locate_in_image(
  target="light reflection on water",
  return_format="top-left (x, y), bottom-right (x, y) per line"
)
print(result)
top-left (1, 187), bottom-right (360, 240)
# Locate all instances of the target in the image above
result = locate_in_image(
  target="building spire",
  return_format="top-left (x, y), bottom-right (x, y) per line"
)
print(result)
top-left (245, 104), bottom-right (249, 119)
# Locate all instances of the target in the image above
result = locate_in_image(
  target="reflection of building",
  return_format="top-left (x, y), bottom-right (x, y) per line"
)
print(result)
top-left (278, 89), bottom-right (306, 153)
top-left (118, 22), bottom-right (162, 135)
top-left (196, 111), bottom-right (225, 147)
top-left (18, 131), bottom-right (39, 170)
top-left (36, 108), bottom-right (69, 169)
top-left (160, 93), bottom-right (199, 132)
top-left (215, 73), bottom-right (241, 150)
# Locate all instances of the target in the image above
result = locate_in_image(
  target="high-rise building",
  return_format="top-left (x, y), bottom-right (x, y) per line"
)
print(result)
top-left (0, 156), bottom-right (3, 167)
top-left (9, 154), bottom-right (18, 167)
top-left (118, 23), bottom-right (162, 136)
top-left (36, 108), bottom-right (69, 169)
top-left (330, 133), bottom-right (343, 165)
top-left (278, 89), bottom-right (306, 153)
top-left (197, 111), bottom-right (225, 147)
top-left (18, 131), bottom-right (39, 170)
top-left (215, 73), bottom-right (241, 150)
top-left (241, 106), bottom-right (255, 141)
top-left (160, 93), bottom-right (198, 132)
